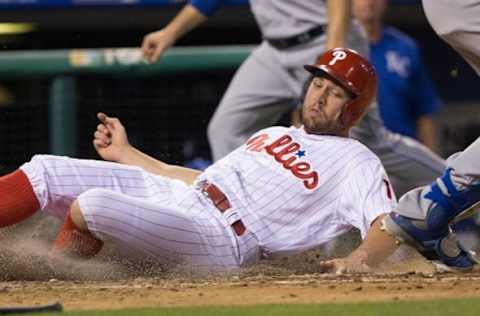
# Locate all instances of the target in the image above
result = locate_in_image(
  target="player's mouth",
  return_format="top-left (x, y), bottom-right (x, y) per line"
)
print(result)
top-left (307, 107), bottom-right (323, 119)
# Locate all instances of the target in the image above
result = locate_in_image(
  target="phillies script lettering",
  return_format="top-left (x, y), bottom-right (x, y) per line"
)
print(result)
top-left (246, 134), bottom-right (319, 190)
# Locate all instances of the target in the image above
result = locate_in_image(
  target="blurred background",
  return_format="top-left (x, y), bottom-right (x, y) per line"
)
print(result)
top-left (0, 0), bottom-right (478, 173)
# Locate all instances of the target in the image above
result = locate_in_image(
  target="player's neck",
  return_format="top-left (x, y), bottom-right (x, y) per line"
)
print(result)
top-left (300, 125), bottom-right (349, 138)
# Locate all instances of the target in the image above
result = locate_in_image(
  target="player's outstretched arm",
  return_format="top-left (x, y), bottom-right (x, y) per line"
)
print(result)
top-left (141, 4), bottom-right (208, 63)
top-left (319, 214), bottom-right (399, 274)
top-left (93, 112), bottom-right (201, 185)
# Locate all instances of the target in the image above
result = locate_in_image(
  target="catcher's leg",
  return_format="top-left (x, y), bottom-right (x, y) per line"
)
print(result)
top-left (442, 31), bottom-right (480, 75)
top-left (382, 210), bottom-right (476, 270)
top-left (382, 138), bottom-right (480, 270)
top-left (423, 168), bottom-right (480, 238)
top-left (424, 137), bottom-right (480, 236)
top-left (422, 0), bottom-right (480, 75)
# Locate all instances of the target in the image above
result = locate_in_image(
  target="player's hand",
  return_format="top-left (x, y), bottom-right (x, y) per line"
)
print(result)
top-left (93, 112), bottom-right (132, 163)
top-left (141, 29), bottom-right (176, 63)
top-left (319, 257), bottom-right (372, 275)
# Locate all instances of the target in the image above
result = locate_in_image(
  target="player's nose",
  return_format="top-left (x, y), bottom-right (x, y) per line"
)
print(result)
top-left (316, 91), bottom-right (326, 108)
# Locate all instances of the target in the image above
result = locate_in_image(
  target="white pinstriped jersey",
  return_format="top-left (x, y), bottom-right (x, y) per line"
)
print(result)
top-left (198, 126), bottom-right (397, 256)
top-left (19, 126), bottom-right (396, 270)
top-left (249, 0), bottom-right (327, 39)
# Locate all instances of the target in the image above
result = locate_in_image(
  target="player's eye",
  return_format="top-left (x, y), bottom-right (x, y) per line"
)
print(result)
top-left (332, 90), bottom-right (343, 98)
top-left (332, 87), bottom-right (349, 100)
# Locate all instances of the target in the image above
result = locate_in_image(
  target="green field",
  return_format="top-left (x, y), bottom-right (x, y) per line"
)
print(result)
top-left (25, 299), bottom-right (480, 316)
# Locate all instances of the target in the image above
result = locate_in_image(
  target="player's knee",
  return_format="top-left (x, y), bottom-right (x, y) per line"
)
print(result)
top-left (26, 154), bottom-right (67, 173)
top-left (70, 200), bottom-right (88, 231)
top-left (76, 188), bottom-right (112, 226)
top-left (27, 154), bottom-right (53, 167)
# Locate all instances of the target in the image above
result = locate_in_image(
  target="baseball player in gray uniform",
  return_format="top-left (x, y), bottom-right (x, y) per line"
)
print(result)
top-left (0, 49), bottom-right (396, 273)
top-left (422, 0), bottom-right (480, 75)
top-left (142, 0), bottom-right (446, 197)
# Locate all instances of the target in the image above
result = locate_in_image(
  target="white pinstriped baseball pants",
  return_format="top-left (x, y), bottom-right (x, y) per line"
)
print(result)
top-left (20, 155), bottom-right (260, 271)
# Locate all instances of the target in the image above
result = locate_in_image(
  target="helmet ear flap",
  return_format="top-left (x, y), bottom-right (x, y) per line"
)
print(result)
top-left (340, 100), bottom-right (363, 127)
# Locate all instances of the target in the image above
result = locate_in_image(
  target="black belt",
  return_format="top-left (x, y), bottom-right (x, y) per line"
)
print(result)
top-left (266, 25), bottom-right (325, 49)
top-left (200, 182), bottom-right (246, 236)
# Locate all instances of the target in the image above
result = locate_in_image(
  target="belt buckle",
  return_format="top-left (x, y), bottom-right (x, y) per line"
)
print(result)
top-left (277, 40), bottom-right (288, 49)
top-left (298, 32), bottom-right (311, 44)
top-left (198, 181), bottom-right (210, 199)
top-left (202, 189), bottom-right (210, 200)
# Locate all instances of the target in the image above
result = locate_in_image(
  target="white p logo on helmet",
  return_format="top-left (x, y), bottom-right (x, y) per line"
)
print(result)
top-left (329, 50), bottom-right (347, 65)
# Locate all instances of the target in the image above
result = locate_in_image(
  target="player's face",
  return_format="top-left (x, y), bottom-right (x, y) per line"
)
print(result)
top-left (301, 76), bottom-right (352, 135)
top-left (353, 0), bottom-right (387, 24)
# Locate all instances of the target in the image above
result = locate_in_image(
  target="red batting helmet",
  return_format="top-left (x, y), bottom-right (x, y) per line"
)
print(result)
top-left (304, 47), bottom-right (377, 126)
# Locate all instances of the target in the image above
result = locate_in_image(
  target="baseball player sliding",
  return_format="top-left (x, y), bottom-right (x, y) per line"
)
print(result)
top-left (0, 49), bottom-right (396, 272)
top-left (142, 0), bottom-right (446, 197)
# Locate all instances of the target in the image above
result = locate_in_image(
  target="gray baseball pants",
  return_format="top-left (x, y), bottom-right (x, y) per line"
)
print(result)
top-left (396, 137), bottom-right (480, 220)
top-left (422, 0), bottom-right (480, 75)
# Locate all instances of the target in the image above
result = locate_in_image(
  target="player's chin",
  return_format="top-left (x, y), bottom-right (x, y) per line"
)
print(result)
top-left (304, 120), bottom-right (342, 136)
top-left (303, 115), bottom-right (320, 127)
top-left (303, 117), bottom-right (326, 133)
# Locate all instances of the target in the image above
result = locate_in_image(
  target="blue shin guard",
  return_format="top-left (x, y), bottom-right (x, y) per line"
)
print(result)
top-left (425, 168), bottom-right (480, 238)
top-left (383, 212), bottom-right (475, 270)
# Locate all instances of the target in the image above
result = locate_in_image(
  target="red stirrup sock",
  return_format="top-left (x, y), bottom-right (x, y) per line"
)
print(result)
top-left (51, 210), bottom-right (103, 260)
top-left (0, 169), bottom-right (39, 227)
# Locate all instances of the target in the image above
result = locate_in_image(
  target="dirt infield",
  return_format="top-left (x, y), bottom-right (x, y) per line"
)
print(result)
top-left (3, 270), bottom-right (480, 311)
top-left (1, 216), bottom-right (480, 311)
top-left (1, 242), bottom-right (480, 312)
